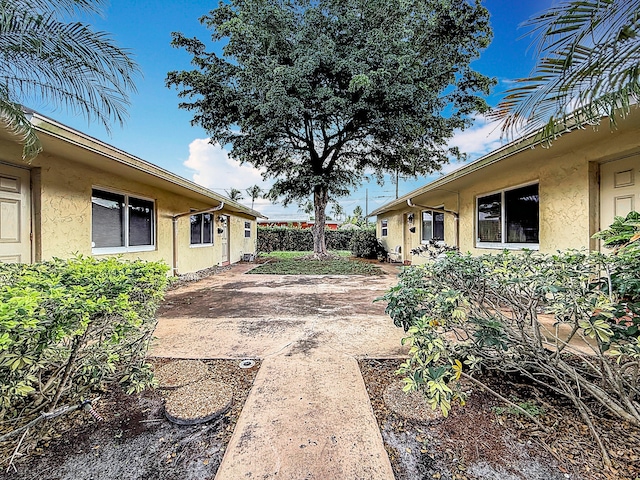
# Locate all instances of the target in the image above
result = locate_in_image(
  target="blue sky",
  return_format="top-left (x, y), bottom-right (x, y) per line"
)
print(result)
top-left (37, 0), bottom-right (557, 219)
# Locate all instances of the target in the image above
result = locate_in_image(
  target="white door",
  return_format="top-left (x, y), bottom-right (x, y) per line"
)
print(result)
top-left (0, 164), bottom-right (31, 263)
top-left (600, 156), bottom-right (640, 232)
top-left (221, 216), bottom-right (230, 265)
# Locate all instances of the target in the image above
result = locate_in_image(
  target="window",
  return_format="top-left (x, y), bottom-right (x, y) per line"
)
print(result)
top-left (421, 210), bottom-right (444, 243)
top-left (244, 221), bottom-right (251, 238)
top-left (92, 188), bottom-right (155, 252)
top-left (381, 219), bottom-right (388, 237)
top-left (190, 213), bottom-right (213, 245)
top-left (477, 183), bottom-right (539, 247)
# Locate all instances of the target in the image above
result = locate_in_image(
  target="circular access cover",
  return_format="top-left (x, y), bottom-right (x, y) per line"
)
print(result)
top-left (383, 381), bottom-right (444, 423)
top-left (165, 379), bottom-right (233, 425)
top-left (154, 359), bottom-right (211, 390)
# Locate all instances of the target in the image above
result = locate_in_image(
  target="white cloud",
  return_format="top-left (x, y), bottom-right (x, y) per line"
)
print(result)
top-left (438, 116), bottom-right (506, 176)
top-left (184, 138), bottom-right (269, 192)
top-left (448, 116), bottom-right (504, 160)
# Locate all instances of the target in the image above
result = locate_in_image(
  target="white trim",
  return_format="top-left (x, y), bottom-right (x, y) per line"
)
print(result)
top-left (476, 243), bottom-right (540, 251)
top-left (92, 245), bottom-right (156, 255)
top-left (189, 243), bottom-right (214, 249)
top-left (475, 181), bottom-right (540, 249)
top-left (189, 211), bottom-right (214, 246)
top-left (420, 206), bottom-right (444, 244)
top-left (91, 186), bottom-right (156, 254)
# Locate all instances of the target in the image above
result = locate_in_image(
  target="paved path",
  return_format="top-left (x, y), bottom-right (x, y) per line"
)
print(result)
top-left (151, 262), bottom-right (407, 479)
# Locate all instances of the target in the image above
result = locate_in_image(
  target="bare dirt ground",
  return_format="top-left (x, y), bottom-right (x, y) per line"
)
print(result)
top-left (4, 262), bottom-right (640, 479)
top-left (1, 360), bottom-right (259, 480)
top-left (360, 359), bottom-right (640, 480)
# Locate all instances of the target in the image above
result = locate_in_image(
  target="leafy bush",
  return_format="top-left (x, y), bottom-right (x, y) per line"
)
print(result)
top-left (0, 256), bottom-right (169, 422)
top-left (257, 226), bottom-right (360, 253)
top-left (349, 228), bottom-right (387, 259)
top-left (379, 248), bottom-right (640, 466)
top-left (593, 211), bottom-right (640, 301)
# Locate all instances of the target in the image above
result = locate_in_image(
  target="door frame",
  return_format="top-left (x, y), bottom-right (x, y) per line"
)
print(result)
top-left (0, 162), bottom-right (31, 263)
top-left (220, 215), bottom-right (230, 266)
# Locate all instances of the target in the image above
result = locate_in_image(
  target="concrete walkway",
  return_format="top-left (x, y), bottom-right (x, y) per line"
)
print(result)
top-left (151, 262), bottom-right (407, 479)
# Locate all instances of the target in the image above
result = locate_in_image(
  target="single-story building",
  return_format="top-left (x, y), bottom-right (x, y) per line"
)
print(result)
top-left (371, 111), bottom-right (640, 265)
top-left (0, 110), bottom-right (265, 274)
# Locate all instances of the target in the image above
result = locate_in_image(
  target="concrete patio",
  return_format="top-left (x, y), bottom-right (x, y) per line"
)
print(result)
top-left (151, 262), bottom-right (407, 479)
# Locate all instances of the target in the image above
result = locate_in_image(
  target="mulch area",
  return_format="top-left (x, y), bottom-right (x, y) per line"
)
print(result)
top-left (4, 356), bottom-right (640, 479)
top-left (1, 359), bottom-right (259, 480)
top-left (359, 358), bottom-right (640, 480)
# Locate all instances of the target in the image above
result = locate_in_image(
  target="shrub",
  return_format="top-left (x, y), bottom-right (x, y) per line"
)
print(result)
top-left (349, 228), bottom-right (387, 259)
top-left (378, 248), bottom-right (640, 466)
top-left (0, 256), bottom-right (169, 422)
top-left (257, 226), bottom-right (358, 253)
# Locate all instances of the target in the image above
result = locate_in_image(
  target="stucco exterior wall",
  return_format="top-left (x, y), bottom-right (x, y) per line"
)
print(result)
top-left (377, 118), bottom-right (640, 261)
top-left (228, 215), bottom-right (257, 263)
top-left (30, 154), bottom-right (255, 274)
top-left (378, 212), bottom-right (404, 259)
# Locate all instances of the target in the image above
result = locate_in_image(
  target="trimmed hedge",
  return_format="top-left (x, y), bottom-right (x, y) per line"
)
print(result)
top-left (258, 226), bottom-right (360, 253)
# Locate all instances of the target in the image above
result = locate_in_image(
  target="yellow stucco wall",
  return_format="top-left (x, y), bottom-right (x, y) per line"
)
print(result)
top-left (27, 153), bottom-right (256, 274)
top-left (378, 212), bottom-right (404, 258)
top-left (228, 215), bottom-right (257, 263)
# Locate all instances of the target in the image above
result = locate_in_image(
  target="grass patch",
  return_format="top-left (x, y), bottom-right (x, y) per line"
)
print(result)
top-left (259, 250), bottom-right (350, 260)
top-left (250, 257), bottom-right (383, 275)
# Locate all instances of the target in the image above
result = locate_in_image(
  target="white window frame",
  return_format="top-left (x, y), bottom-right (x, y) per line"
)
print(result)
top-left (91, 187), bottom-right (156, 255)
top-left (190, 212), bottom-right (214, 248)
top-left (421, 208), bottom-right (445, 244)
top-left (244, 221), bottom-right (251, 238)
top-left (475, 181), bottom-right (539, 250)
top-left (381, 219), bottom-right (388, 237)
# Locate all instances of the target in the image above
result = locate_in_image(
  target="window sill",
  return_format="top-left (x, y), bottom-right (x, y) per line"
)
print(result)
top-left (421, 240), bottom-right (445, 246)
top-left (475, 242), bottom-right (539, 251)
top-left (92, 245), bottom-right (156, 255)
top-left (190, 243), bottom-right (214, 248)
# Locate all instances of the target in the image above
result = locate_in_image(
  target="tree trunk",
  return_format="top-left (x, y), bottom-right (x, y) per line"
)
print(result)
top-left (312, 186), bottom-right (329, 257)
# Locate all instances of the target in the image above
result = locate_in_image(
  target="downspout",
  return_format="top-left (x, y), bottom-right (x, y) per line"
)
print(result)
top-left (407, 197), bottom-right (460, 248)
top-left (172, 203), bottom-right (224, 276)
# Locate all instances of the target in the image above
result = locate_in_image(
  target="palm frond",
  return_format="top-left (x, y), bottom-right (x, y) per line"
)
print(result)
top-left (491, 0), bottom-right (640, 141)
top-left (0, 87), bottom-right (42, 159)
top-left (0, 0), bottom-right (139, 157)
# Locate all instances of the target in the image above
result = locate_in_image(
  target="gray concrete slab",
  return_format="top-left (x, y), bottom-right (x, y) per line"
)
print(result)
top-left (215, 351), bottom-right (395, 480)
top-left (151, 263), bottom-right (406, 480)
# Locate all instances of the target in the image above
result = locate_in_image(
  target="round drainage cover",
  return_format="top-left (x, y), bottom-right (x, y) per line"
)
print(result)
top-left (165, 380), bottom-right (233, 425)
top-left (239, 359), bottom-right (255, 369)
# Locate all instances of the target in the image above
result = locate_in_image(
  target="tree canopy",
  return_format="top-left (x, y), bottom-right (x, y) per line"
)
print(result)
top-left (491, 0), bottom-right (640, 141)
top-left (167, 0), bottom-right (494, 255)
top-left (0, 0), bottom-right (139, 159)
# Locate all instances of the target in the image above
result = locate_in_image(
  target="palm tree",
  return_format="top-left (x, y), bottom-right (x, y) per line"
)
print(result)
top-left (330, 202), bottom-right (345, 222)
top-left (225, 188), bottom-right (244, 202)
top-left (0, 0), bottom-right (139, 159)
top-left (245, 185), bottom-right (263, 209)
top-left (298, 199), bottom-right (314, 220)
top-left (491, 0), bottom-right (640, 141)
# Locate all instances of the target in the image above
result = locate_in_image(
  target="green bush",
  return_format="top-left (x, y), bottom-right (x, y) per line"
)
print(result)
top-left (257, 226), bottom-right (359, 253)
top-left (378, 248), bottom-right (640, 465)
top-left (349, 228), bottom-right (387, 259)
top-left (0, 256), bottom-right (169, 421)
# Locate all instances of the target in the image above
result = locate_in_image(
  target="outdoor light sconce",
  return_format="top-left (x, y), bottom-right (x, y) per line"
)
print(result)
top-left (407, 213), bottom-right (415, 224)
top-left (217, 215), bottom-right (227, 224)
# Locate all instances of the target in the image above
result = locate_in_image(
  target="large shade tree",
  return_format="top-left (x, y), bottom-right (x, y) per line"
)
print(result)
top-left (492, 0), bottom-right (640, 140)
top-left (0, 0), bottom-right (139, 158)
top-left (168, 0), bottom-right (494, 256)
